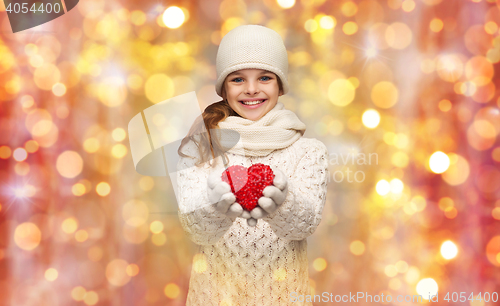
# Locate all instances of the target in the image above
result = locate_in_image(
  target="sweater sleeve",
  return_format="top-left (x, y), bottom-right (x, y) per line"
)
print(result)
top-left (176, 140), bottom-right (236, 246)
top-left (263, 139), bottom-right (329, 241)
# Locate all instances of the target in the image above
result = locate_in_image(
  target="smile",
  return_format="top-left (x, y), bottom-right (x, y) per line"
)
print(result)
top-left (239, 99), bottom-right (266, 105)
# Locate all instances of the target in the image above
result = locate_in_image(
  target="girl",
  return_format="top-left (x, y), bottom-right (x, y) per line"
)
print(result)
top-left (176, 25), bottom-right (329, 306)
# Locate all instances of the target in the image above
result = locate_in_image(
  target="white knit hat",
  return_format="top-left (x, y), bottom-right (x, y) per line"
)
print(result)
top-left (215, 25), bottom-right (289, 97)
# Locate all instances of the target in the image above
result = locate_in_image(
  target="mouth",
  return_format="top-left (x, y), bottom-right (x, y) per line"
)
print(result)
top-left (239, 99), bottom-right (267, 106)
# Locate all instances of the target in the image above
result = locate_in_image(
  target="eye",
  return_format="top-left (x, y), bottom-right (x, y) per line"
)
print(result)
top-left (260, 76), bottom-right (272, 81)
top-left (231, 77), bottom-right (243, 82)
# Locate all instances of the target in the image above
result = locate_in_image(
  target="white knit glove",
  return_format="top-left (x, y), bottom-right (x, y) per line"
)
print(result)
top-left (249, 167), bottom-right (288, 222)
top-left (207, 170), bottom-right (243, 218)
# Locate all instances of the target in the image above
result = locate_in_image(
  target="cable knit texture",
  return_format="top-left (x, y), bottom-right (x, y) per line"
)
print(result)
top-left (177, 135), bottom-right (329, 306)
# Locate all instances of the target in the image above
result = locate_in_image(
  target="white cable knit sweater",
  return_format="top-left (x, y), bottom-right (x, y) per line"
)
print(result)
top-left (177, 136), bottom-right (329, 306)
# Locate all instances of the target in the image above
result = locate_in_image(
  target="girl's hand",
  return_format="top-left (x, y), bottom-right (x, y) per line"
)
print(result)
top-left (250, 167), bottom-right (288, 220)
top-left (207, 170), bottom-right (243, 218)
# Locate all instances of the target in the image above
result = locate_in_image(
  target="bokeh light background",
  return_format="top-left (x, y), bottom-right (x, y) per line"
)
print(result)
top-left (1, 0), bottom-right (500, 305)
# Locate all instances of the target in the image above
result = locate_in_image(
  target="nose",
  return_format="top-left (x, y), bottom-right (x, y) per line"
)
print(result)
top-left (244, 79), bottom-right (260, 95)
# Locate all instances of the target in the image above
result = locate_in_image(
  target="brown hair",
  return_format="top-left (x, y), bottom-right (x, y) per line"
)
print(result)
top-left (177, 74), bottom-right (283, 168)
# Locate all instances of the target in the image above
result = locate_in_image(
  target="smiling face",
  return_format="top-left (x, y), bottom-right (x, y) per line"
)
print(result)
top-left (221, 69), bottom-right (283, 121)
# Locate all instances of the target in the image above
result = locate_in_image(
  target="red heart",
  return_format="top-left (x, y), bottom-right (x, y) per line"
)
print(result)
top-left (221, 163), bottom-right (275, 211)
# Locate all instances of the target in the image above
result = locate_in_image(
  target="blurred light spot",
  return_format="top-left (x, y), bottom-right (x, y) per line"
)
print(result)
top-left (384, 265), bottom-right (398, 277)
top-left (24, 43), bottom-right (37, 56)
top-left (56, 104), bottom-right (69, 119)
top-left (319, 16), bottom-right (335, 29)
top-left (72, 183), bottom-right (86, 196)
top-left (83, 138), bottom-right (100, 153)
top-left (126, 264), bottom-right (140, 276)
top-left (75, 229), bottom-right (89, 242)
top-left (350, 240), bottom-right (365, 255)
top-left (474, 119), bottom-right (496, 139)
top-left (347, 76), bottom-right (359, 88)
top-left (467, 121), bottom-right (496, 150)
top-left (163, 6), bottom-right (185, 29)
top-left (371, 81), bottom-right (398, 108)
top-left (416, 278), bottom-right (438, 298)
top-left (14, 162), bottom-right (30, 176)
top-left (410, 196), bottom-right (426, 212)
top-left (83, 291), bottom-right (98, 305)
top-left (150, 221), bottom-right (164, 234)
top-left (112, 128), bottom-right (126, 141)
top-left (31, 120), bottom-right (53, 137)
top-left (313, 258), bottom-right (327, 271)
top-left (436, 54), bottom-right (463, 82)
top-left (106, 259), bottom-right (131, 286)
top-left (328, 79), bottom-right (355, 106)
top-left (98, 77), bottom-right (127, 107)
top-left (277, 0), bottom-right (295, 9)
top-left (342, 21), bottom-right (358, 35)
top-left (96, 182), bottom-right (111, 196)
top-left (465, 56), bottom-right (494, 86)
top-left (193, 253), bottom-right (207, 273)
top-left (391, 152), bottom-right (409, 168)
top-left (430, 18), bottom-right (443, 32)
top-left (438, 99), bottom-right (452, 112)
top-left (52, 83), bottom-right (67, 96)
top-left (45, 268), bottom-right (58, 281)
top-left (386, 22), bottom-right (412, 49)
top-left (438, 197), bottom-right (454, 211)
top-left (440, 240), bottom-right (458, 260)
top-left (130, 10), bottom-right (146, 26)
top-left (442, 154), bottom-right (469, 185)
top-left (405, 266), bottom-right (420, 284)
top-left (164, 283), bottom-right (180, 299)
top-left (62, 217), bottom-right (78, 234)
top-left (304, 19), bottom-right (318, 32)
top-left (34, 63), bottom-right (61, 90)
top-left (390, 178), bottom-right (404, 193)
top-left (71, 286), bottom-right (86, 301)
top-left (111, 144), bottom-right (127, 158)
top-left (486, 236), bottom-right (500, 267)
top-left (145, 74), bottom-right (174, 104)
top-left (0, 146), bottom-right (12, 159)
top-left (139, 176), bottom-right (155, 191)
top-left (13, 148), bottom-right (28, 162)
top-left (361, 109), bottom-right (380, 129)
top-left (429, 151), bottom-right (450, 174)
top-left (56, 151), bottom-right (83, 178)
top-left (151, 233), bottom-right (167, 246)
top-left (444, 207), bottom-right (457, 219)
top-left (122, 200), bottom-right (149, 227)
top-left (13, 184), bottom-right (36, 198)
top-left (376, 180), bottom-right (390, 196)
top-left (395, 260), bottom-right (408, 273)
top-left (273, 268), bottom-right (287, 281)
top-left (25, 140), bottom-right (39, 153)
top-left (394, 133), bottom-right (409, 149)
top-left (341, 1), bottom-right (358, 16)
top-left (14, 222), bottom-right (41, 251)
top-left (484, 21), bottom-right (498, 34)
top-left (492, 207), bottom-right (500, 220)
top-left (401, 0), bottom-right (415, 12)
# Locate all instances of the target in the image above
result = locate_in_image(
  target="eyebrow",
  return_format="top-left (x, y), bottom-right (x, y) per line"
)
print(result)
top-left (228, 71), bottom-right (273, 76)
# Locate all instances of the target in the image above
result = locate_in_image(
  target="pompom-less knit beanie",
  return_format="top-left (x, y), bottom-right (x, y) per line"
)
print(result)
top-left (215, 25), bottom-right (290, 97)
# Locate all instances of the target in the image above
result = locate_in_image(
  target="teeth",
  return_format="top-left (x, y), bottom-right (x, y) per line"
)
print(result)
top-left (241, 100), bottom-right (265, 105)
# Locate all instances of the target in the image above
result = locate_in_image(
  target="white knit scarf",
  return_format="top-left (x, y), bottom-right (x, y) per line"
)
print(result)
top-left (217, 102), bottom-right (306, 157)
